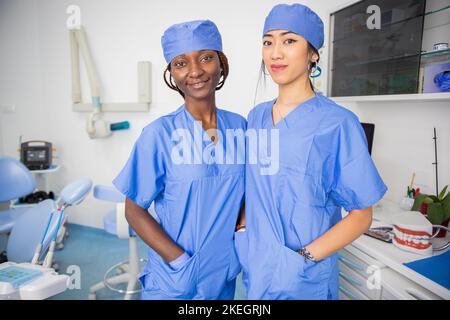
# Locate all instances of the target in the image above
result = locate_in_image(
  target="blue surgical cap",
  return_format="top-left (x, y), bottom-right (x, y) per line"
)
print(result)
top-left (161, 20), bottom-right (223, 64)
top-left (263, 3), bottom-right (324, 51)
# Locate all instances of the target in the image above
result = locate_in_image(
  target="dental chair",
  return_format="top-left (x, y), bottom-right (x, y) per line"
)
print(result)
top-left (0, 157), bottom-right (68, 251)
top-left (0, 156), bottom-right (92, 299)
top-left (88, 185), bottom-right (142, 300)
top-left (0, 157), bottom-right (36, 236)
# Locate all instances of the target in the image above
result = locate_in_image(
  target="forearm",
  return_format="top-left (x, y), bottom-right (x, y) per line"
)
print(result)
top-left (237, 202), bottom-right (246, 229)
top-left (305, 207), bottom-right (373, 261)
top-left (125, 197), bottom-right (184, 263)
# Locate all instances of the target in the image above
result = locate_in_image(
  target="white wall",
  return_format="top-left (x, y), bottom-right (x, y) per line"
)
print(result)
top-left (0, 0), bottom-right (449, 228)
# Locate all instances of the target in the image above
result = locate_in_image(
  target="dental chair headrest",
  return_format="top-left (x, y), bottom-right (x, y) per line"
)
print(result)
top-left (0, 156), bottom-right (36, 202)
top-left (60, 178), bottom-right (93, 206)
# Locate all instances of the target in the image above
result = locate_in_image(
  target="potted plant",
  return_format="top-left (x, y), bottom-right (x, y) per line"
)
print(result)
top-left (412, 185), bottom-right (450, 238)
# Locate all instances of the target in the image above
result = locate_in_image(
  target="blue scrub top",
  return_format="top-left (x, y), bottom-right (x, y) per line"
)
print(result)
top-left (240, 93), bottom-right (387, 300)
top-left (113, 105), bottom-right (246, 300)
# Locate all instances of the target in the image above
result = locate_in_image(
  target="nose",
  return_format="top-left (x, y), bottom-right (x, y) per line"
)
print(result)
top-left (271, 41), bottom-right (283, 61)
top-left (188, 60), bottom-right (205, 79)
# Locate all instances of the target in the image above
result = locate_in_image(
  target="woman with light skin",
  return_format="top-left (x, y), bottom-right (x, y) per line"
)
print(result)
top-left (235, 4), bottom-right (387, 299)
top-left (113, 20), bottom-right (245, 300)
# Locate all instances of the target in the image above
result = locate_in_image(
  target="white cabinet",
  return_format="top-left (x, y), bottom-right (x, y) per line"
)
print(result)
top-left (338, 245), bottom-right (446, 300)
top-left (380, 268), bottom-right (442, 300)
top-left (338, 199), bottom-right (449, 300)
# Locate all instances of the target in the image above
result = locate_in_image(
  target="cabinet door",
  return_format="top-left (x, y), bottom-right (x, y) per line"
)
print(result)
top-left (330, 0), bottom-right (426, 96)
top-left (380, 268), bottom-right (443, 300)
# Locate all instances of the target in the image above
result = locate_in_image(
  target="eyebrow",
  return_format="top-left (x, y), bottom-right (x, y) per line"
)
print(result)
top-left (263, 31), bottom-right (296, 38)
top-left (175, 50), bottom-right (214, 59)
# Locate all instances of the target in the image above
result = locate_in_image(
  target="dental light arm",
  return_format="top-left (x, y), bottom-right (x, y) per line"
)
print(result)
top-left (72, 26), bottom-right (102, 103)
top-left (70, 31), bottom-right (81, 103)
top-left (70, 26), bottom-right (130, 139)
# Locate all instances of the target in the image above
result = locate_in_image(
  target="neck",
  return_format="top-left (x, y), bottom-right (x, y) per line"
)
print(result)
top-left (277, 74), bottom-right (315, 107)
top-left (184, 95), bottom-right (217, 124)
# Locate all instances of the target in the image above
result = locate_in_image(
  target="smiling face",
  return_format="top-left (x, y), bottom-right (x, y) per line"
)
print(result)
top-left (262, 30), bottom-right (318, 86)
top-left (169, 50), bottom-right (222, 101)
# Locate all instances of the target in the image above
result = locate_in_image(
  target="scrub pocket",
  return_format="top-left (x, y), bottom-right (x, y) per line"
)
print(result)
top-left (143, 252), bottom-right (199, 299)
top-left (227, 235), bottom-right (242, 282)
top-left (268, 243), bottom-right (326, 299)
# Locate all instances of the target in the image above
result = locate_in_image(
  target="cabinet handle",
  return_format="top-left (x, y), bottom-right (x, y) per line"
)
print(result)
top-left (339, 271), bottom-right (364, 288)
top-left (405, 287), bottom-right (433, 300)
top-left (339, 255), bottom-right (365, 271)
top-left (339, 285), bottom-right (358, 300)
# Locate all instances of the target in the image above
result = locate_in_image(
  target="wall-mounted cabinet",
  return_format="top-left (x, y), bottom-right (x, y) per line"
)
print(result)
top-left (328, 0), bottom-right (450, 101)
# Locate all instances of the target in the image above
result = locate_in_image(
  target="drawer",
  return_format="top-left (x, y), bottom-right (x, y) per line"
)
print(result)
top-left (338, 287), bottom-right (351, 300)
top-left (339, 261), bottom-right (382, 300)
top-left (339, 277), bottom-right (370, 300)
top-left (338, 247), bottom-right (385, 280)
top-left (380, 268), bottom-right (443, 300)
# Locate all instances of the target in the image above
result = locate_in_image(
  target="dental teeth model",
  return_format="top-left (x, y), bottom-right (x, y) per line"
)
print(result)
top-left (391, 211), bottom-right (433, 256)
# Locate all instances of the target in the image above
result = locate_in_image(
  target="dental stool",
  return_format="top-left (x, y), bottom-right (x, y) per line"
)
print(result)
top-left (88, 185), bottom-right (142, 300)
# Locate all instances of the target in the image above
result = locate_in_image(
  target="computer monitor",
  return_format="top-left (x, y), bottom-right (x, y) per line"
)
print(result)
top-left (360, 123), bottom-right (375, 155)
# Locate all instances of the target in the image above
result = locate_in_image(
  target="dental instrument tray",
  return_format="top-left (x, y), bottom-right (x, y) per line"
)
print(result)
top-left (0, 266), bottom-right (43, 289)
top-left (0, 262), bottom-right (69, 300)
top-left (364, 226), bottom-right (393, 243)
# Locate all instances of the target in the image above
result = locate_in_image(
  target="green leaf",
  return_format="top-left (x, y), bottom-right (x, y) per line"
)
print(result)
top-left (428, 195), bottom-right (440, 203)
top-left (438, 185), bottom-right (448, 201)
top-left (427, 203), bottom-right (445, 225)
top-left (423, 197), bottom-right (435, 204)
top-left (412, 194), bottom-right (427, 211)
top-left (443, 193), bottom-right (450, 221)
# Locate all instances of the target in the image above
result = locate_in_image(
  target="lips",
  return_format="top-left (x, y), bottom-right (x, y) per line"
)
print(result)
top-left (270, 64), bottom-right (288, 73)
top-left (187, 79), bottom-right (210, 89)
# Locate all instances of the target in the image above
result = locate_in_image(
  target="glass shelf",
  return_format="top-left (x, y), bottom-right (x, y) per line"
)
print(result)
top-left (424, 4), bottom-right (450, 17)
top-left (332, 53), bottom-right (419, 70)
top-left (331, 49), bottom-right (450, 71)
top-left (420, 48), bottom-right (450, 58)
top-left (330, 92), bottom-right (450, 103)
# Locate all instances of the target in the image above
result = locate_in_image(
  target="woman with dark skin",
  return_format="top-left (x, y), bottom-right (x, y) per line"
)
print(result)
top-left (113, 20), bottom-right (245, 300)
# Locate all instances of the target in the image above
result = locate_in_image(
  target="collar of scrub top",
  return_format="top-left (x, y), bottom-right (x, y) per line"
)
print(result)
top-left (161, 19), bottom-right (223, 64)
top-left (263, 3), bottom-right (324, 51)
top-left (176, 105), bottom-right (224, 147)
top-left (265, 93), bottom-right (320, 129)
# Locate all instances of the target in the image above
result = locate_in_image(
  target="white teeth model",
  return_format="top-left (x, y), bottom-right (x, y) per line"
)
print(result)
top-left (391, 211), bottom-right (433, 256)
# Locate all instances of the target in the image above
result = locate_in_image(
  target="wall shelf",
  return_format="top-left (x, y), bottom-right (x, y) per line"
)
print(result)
top-left (330, 92), bottom-right (450, 103)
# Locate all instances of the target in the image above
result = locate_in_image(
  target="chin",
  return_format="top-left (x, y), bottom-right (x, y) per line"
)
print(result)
top-left (268, 73), bottom-right (294, 86)
top-left (186, 89), bottom-right (215, 100)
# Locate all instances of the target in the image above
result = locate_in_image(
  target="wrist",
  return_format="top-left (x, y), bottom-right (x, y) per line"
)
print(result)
top-left (298, 246), bottom-right (317, 262)
top-left (169, 251), bottom-right (190, 268)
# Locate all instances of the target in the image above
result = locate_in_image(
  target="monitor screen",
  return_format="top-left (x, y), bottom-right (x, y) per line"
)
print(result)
top-left (26, 150), bottom-right (47, 162)
top-left (361, 123), bottom-right (375, 155)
